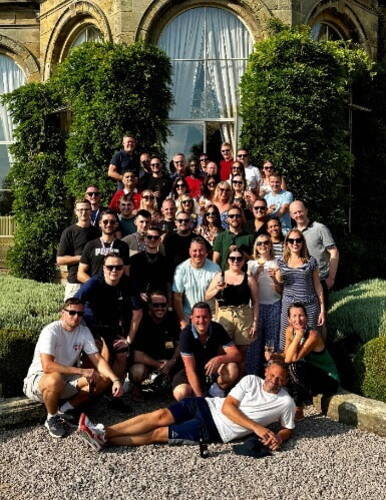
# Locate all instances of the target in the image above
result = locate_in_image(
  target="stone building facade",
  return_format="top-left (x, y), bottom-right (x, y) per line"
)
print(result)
top-left (0, 0), bottom-right (384, 178)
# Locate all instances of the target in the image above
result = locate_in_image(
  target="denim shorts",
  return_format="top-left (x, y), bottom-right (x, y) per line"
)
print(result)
top-left (168, 397), bottom-right (222, 445)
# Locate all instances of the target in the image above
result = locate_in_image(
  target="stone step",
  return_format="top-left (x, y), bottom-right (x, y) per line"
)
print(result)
top-left (0, 397), bottom-right (45, 428)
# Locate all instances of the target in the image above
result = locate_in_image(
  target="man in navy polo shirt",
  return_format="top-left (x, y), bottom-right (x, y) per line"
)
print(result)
top-left (171, 302), bottom-right (241, 401)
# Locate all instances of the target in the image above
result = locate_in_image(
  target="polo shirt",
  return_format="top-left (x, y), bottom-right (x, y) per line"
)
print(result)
top-left (301, 221), bottom-right (336, 280)
top-left (180, 321), bottom-right (234, 376)
top-left (212, 230), bottom-right (255, 270)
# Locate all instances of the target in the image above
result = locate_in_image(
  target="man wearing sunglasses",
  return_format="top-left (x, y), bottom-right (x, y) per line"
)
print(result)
top-left (219, 142), bottom-right (234, 181)
top-left (108, 135), bottom-right (141, 188)
top-left (57, 199), bottom-right (100, 300)
top-left (236, 148), bottom-right (261, 192)
top-left (138, 157), bottom-right (172, 205)
top-left (129, 290), bottom-right (181, 401)
top-left (76, 255), bottom-right (143, 410)
top-left (129, 226), bottom-right (170, 302)
top-left (78, 209), bottom-right (130, 282)
top-left (23, 298), bottom-right (123, 439)
top-left (213, 206), bottom-right (254, 270)
top-left (85, 185), bottom-right (105, 227)
top-left (160, 198), bottom-right (176, 233)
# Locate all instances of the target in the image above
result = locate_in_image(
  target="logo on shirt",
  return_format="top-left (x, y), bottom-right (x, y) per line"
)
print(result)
top-left (73, 344), bottom-right (82, 351)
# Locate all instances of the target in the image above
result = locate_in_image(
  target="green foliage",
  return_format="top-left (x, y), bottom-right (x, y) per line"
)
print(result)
top-left (0, 275), bottom-right (63, 396)
top-left (353, 336), bottom-right (386, 403)
top-left (52, 41), bottom-right (172, 198)
top-left (2, 42), bottom-right (171, 281)
top-left (240, 21), bottom-right (372, 227)
top-left (328, 279), bottom-right (386, 343)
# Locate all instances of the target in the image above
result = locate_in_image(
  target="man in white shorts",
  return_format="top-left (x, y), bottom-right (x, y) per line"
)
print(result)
top-left (23, 298), bottom-right (123, 439)
top-left (78, 360), bottom-right (295, 451)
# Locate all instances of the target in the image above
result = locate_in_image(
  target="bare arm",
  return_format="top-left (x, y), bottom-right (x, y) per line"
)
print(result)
top-left (182, 355), bottom-right (204, 397)
top-left (205, 272), bottom-right (223, 301)
top-left (313, 269), bottom-right (325, 326)
top-left (276, 203), bottom-right (289, 218)
top-left (325, 246), bottom-right (339, 289)
top-left (204, 344), bottom-right (242, 375)
top-left (88, 352), bottom-right (123, 397)
top-left (40, 353), bottom-right (86, 376)
top-left (248, 275), bottom-right (259, 325)
top-left (284, 329), bottom-right (320, 363)
top-left (212, 251), bottom-right (221, 265)
top-left (127, 308), bottom-right (143, 344)
top-left (77, 262), bottom-right (91, 283)
top-left (56, 255), bottom-right (81, 266)
top-left (173, 292), bottom-right (188, 328)
top-left (108, 164), bottom-right (122, 182)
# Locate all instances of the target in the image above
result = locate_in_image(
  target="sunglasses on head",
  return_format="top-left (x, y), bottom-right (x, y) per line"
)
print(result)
top-left (229, 255), bottom-right (243, 262)
top-left (146, 234), bottom-right (160, 240)
top-left (102, 219), bottom-right (116, 226)
top-left (151, 302), bottom-right (167, 309)
top-left (87, 192), bottom-right (100, 197)
top-left (287, 237), bottom-right (303, 244)
top-left (105, 264), bottom-right (124, 271)
top-left (64, 309), bottom-right (84, 317)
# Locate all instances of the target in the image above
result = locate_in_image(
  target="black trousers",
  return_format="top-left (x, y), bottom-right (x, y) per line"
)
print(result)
top-left (287, 361), bottom-right (339, 407)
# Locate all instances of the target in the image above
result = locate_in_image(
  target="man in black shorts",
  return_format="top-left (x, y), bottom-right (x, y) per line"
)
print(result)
top-left (78, 360), bottom-right (295, 451)
top-left (172, 302), bottom-right (241, 401)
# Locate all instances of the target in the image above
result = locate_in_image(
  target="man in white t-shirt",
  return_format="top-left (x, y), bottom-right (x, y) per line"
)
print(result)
top-left (236, 148), bottom-right (261, 192)
top-left (173, 237), bottom-right (221, 328)
top-left (78, 360), bottom-right (295, 451)
top-left (23, 298), bottom-right (123, 439)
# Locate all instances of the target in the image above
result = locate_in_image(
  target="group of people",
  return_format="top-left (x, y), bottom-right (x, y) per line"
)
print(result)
top-left (23, 134), bottom-right (341, 454)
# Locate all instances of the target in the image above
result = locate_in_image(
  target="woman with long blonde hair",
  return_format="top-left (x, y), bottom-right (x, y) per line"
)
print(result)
top-left (212, 181), bottom-right (232, 229)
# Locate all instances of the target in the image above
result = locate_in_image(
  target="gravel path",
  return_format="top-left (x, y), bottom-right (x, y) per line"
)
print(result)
top-left (1, 397), bottom-right (385, 500)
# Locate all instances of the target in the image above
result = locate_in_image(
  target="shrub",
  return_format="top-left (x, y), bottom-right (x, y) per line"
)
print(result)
top-left (0, 275), bottom-right (63, 396)
top-left (328, 279), bottom-right (386, 343)
top-left (353, 336), bottom-right (386, 403)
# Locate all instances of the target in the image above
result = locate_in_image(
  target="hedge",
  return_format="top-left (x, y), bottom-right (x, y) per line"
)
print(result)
top-left (0, 275), bottom-right (63, 396)
top-left (328, 279), bottom-right (386, 344)
top-left (353, 336), bottom-right (386, 403)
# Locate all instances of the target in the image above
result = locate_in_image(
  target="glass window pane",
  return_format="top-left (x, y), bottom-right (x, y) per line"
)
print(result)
top-left (0, 144), bottom-right (11, 187)
top-left (165, 123), bottom-right (204, 161)
top-left (0, 55), bottom-right (26, 141)
top-left (71, 26), bottom-right (102, 48)
top-left (311, 23), bottom-right (343, 41)
top-left (169, 61), bottom-right (205, 119)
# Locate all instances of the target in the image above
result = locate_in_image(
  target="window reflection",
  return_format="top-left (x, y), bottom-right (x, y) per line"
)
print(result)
top-left (311, 22), bottom-right (343, 41)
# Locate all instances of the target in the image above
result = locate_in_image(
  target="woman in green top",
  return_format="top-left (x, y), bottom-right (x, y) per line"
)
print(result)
top-left (283, 302), bottom-right (339, 420)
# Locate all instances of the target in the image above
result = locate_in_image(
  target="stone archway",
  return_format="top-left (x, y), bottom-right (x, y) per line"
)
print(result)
top-left (42, 1), bottom-right (112, 80)
top-left (0, 34), bottom-right (40, 82)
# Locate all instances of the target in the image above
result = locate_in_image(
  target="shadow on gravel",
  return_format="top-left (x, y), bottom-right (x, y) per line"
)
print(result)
top-left (0, 422), bottom-right (42, 445)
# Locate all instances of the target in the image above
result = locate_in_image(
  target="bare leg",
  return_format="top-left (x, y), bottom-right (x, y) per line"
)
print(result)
top-left (173, 383), bottom-right (192, 401)
top-left (113, 352), bottom-right (128, 381)
top-left (69, 374), bottom-right (110, 407)
top-left (39, 373), bottom-right (65, 414)
top-left (108, 426), bottom-right (169, 446)
top-left (105, 408), bottom-right (175, 439)
top-left (218, 362), bottom-right (239, 390)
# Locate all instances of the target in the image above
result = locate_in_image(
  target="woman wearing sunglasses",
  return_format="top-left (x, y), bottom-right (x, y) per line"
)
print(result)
top-left (245, 234), bottom-right (282, 375)
top-left (195, 203), bottom-right (223, 245)
top-left (139, 190), bottom-right (161, 223)
top-left (259, 160), bottom-right (287, 197)
top-left (283, 303), bottom-right (339, 421)
top-left (275, 229), bottom-right (325, 348)
top-left (205, 246), bottom-right (259, 368)
top-left (198, 175), bottom-right (218, 211)
top-left (169, 176), bottom-right (189, 202)
top-left (177, 195), bottom-right (199, 228)
top-left (212, 181), bottom-right (233, 229)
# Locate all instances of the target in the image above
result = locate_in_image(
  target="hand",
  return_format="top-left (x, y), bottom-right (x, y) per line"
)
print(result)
top-left (180, 319), bottom-right (189, 330)
top-left (140, 292), bottom-right (149, 302)
top-left (317, 310), bottom-right (325, 327)
top-left (254, 426), bottom-right (280, 450)
top-left (270, 433), bottom-right (283, 451)
top-left (159, 359), bottom-right (175, 375)
top-left (325, 276), bottom-right (334, 290)
top-left (113, 337), bottom-right (129, 351)
top-left (205, 357), bottom-right (222, 376)
top-left (249, 324), bottom-right (257, 339)
top-left (81, 368), bottom-right (97, 383)
top-left (111, 379), bottom-right (123, 398)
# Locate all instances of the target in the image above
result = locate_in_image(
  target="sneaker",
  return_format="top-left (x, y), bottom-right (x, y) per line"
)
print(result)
top-left (60, 407), bottom-right (82, 428)
top-left (44, 415), bottom-right (67, 438)
top-left (208, 382), bottom-right (225, 398)
top-left (78, 413), bottom-right (106, 451)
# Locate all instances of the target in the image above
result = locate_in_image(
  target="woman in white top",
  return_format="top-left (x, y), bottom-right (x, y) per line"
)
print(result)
top-left (259, 161), bottom-right (287, 197)
top-left (246, 233), bottom-right (283, 375)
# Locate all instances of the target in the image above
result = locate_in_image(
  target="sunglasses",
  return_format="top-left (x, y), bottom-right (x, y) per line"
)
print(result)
top-left (105, 264), bottom-right (124, 271)
top-left (151, 302), bottom-right (167, 309)
top-left (64, 309), bottom-right (84, 317)
top-left (228, 214), bottom-right (241, 219)
top-left (177, 219), bottom-right (189, 224)
top-left (229, 256), bottom-right (243, 262)
top-left (176, 184), bottom-right (185, 188)
top-left (143, 195), bottom-right (155, 200)
top-left (102, 220), bottom-right (116, 226)
top-left (206, 212), bottom-right (216, 216)
top-left (76, 208), bottom-right (90, 212)
top-left (151, 163), bottom-right (160, 167)
top-left (256, 241), bottom-right (270, 246)
top-left (200, 158), bottom-right (208, 162)
top-left (221, 149), bottom-right (230, 153)
top-left (146, 234), bottom-right (160, 240)
top-left (219, 188), bottom-right (230, 193)
top-left (207, 182), bottom-right (216, 187)
top-left (232, 166), bottom-right (242, 170)
top-left (182, 199), bottom-right (192, 204)
top-left (86, 192), bottom-right (100, 197)
top-left (263, 166), bottom-right (273, 170)
top-left (287, 238), bottom-right (303, 244)
top-left (254, 206), bottom-right (266, 211)
top-left (237, 154), bottom-right (248, 158)
top-left (175, 161), bottom-right (184, 164)
top-left (232, 181), bottom-right (243, 185)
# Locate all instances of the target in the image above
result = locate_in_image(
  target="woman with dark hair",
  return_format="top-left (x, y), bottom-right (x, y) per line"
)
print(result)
top-left (230, 174), bottom-right (246, 205)
top-left (199, 175), bottom-right (218, 209)
top-left (283, 302), bottom-right (339, 420)
top-left (274, 229), bottom-right (325, 348)
top-left (169, 176), bottom-right (189, 202)
top-left (259, 160), bottom-right (287, 197)
top-left (185, 158), bottom-right (203, 199)
top-left (266, 217), bottom-right (285, 259)
top-left (228, 161), bottom-right (246, 182)
top-left (195, 203), bottom-right (224, 244)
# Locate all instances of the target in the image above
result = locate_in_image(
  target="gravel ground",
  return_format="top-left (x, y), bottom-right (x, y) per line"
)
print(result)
top-left (1, 395), bottom-right (385, 500)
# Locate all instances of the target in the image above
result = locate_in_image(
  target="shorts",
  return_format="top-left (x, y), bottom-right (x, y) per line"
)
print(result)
top-left (216, 305), bottom-right (254, 346)
top-left (168, 397), bottom-right (222, 445)
top-left (23, 372), bottom-right (80, 403)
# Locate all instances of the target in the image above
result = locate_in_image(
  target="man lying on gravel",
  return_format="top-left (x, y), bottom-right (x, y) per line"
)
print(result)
top-left (78, 359), bottom-right (295, 451)
top-left (23, 297), bottom-right (123, 439)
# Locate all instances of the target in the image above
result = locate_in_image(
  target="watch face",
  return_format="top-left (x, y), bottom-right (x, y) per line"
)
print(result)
top-left (165, 341), bottom-right (174, 350)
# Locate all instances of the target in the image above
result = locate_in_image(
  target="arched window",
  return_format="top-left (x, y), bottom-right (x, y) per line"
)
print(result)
top-left (158, 7), bottom-right (253, 160)
top-left (70, 25), bottom-right (102, 49)
top-left (311, 22), bottom-right (343, 41)
top-left (0, 54), bottom-right (25, 188)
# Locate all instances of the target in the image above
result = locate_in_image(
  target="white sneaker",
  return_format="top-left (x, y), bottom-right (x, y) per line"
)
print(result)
top-left (208, 382), bottom-right (225, 398)
top-left (78, 413), bottom-right (106, 451)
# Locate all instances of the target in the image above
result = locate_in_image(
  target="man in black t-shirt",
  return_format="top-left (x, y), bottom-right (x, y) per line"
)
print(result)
top-left (78, 209), bottom-right (130, 282)
top-left (57, 199), bottom-right (100, 299)
top-left (172, 302), bottom-right (241, 401)
top-left (130, 291), bottom-right (180, 400)
top-left (108, 135), bottom-right (141, 187)
top-left (138, 157), bottom-right (172, 206)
